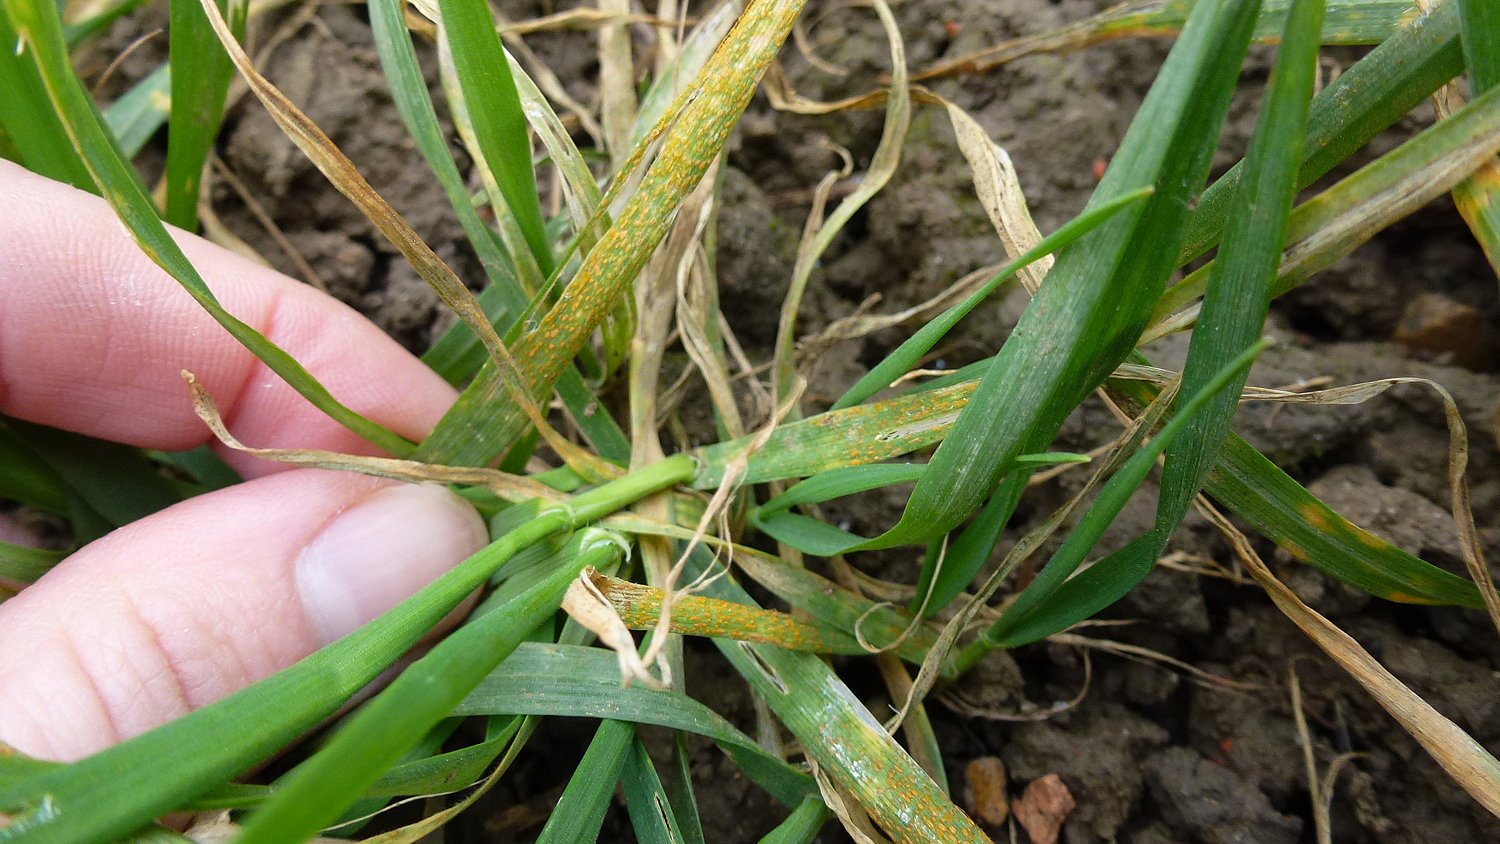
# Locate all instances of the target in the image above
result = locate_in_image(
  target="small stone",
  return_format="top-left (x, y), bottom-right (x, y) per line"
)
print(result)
top-left (962, 756), bottom-right (1009, 826)
top-left (1013, 774), bottom-right (1075, 844)
top-left (1392, 292), bottom-right (1491, 369)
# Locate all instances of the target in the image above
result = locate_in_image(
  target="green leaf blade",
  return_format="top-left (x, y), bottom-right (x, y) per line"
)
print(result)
top-left (1180, 0), bottom-right (1464, 265)
top-left (414, 0), bottom-right (806, 467)
top-left (0, 3), bottom-right (94, 191)
top-left (980, 340), bottom-right (1268, 649)
top-left (622, 737), bottom-right (688, 844)
top-left (457, 642), bottom-right (816, 807)
top-left (103, 63), bottom-right (171, 159)
top-left (1208, 435), bottom-right (1485, 607)
top-left (879, 0), bottom-right (1265, 548)
top-left (1453, 0), bottom-right (1500, 279)
top-left (366, 0), bottom-right (532, 380)
top-left (236, 532), bottom-right (617, 843)
top-left (1157, 0), bottom-right (1323, 532)
top-left (164, 0), bottom-right (242, 229)
top-left (1458, 0), bottom-right (1500, 93)
top-left (831, 187), bottom-right (1152, 412)
top-left (434, 0), bottom-right (552, 276)
top-left (535, 720), bottom-right (633, 844)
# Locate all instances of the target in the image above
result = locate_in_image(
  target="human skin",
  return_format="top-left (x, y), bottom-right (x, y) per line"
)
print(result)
top-left (0, 160), bottom-right (489, 762)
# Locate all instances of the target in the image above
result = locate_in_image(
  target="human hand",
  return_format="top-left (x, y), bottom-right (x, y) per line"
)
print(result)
top-left (0, 160), bottom-right (489, 762)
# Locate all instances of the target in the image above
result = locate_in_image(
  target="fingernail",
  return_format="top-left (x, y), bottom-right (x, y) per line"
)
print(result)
top-left (295, 484), bottom-right (488, 644)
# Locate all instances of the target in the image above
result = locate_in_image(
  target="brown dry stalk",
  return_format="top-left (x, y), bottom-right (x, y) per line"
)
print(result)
top-left (1199, 498), bottom-right (1500, 817)
top-left (182, 371), bottom-right (563, 503)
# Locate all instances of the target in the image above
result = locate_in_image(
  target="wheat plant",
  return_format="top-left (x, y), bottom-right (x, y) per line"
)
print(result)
top-left (2, 0), bottom-right (1500, 840)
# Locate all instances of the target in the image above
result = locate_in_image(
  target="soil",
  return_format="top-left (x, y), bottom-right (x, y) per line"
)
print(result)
top-left (82, 0), bottom-right (1500, 840)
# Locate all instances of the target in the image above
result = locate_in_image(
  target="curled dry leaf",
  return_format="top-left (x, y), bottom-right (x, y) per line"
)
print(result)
top-left (808, 757), bottom-right (894, 844)
top-left (181, 370), bottom-right (564, 503)
top-left (1012, 774), bottom-right (1075, 844)
top-left (772, 0), bottom-right (909, 401)
top-left (561, 567), bottom-right (663, 690)
top-left (943, 100), bottom-right (1048, 294)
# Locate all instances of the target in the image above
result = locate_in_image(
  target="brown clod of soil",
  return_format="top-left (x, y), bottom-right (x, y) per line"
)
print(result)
top-left (1144, 747), bottom-right (1302, 843)
top-left (1392, 292), bottom-right (1492, 370)
top-left (962, 756), bottom-right (1010, 826)
top-left (1012, 774), bottom-right (1075, 844)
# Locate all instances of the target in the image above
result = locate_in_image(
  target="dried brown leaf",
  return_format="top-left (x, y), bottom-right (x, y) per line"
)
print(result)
top-left (562, 566), bottom-right (663, 689)
top-left (182, 371), bottom-right (561, 502)
top-left (1201, 500), bottom-right (1500, 817)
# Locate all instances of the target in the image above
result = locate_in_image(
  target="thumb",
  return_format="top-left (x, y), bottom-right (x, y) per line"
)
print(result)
top-left (0, 469), bottom-right (488, 762)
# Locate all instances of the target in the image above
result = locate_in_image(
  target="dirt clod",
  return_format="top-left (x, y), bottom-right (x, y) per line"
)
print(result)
top-left (1143, 747), bottom-right (1303, 844)
top-left (1013, 774), bottom-right (1075, 844)
top-left (962, 756), bottom-right (1010, 826)
top-left (1002, 702), bottom-right (1167, 841)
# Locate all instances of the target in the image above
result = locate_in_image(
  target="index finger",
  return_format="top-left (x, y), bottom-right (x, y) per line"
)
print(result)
top-left (0, 160), bottom-right (458, 477)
